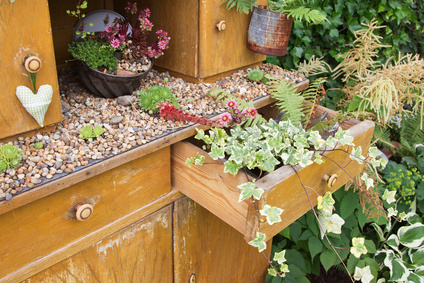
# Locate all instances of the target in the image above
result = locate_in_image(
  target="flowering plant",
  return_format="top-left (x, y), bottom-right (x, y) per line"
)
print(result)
top-left (100, 2), bottom-right (170, 60)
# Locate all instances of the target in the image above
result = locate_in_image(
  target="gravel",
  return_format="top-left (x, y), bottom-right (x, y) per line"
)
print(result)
top-left (0, 63), bottom-right (305, 200)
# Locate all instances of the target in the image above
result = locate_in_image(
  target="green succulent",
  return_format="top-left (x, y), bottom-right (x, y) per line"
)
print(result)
top-left (137, 86), bottom-right (179, 114)
top-left (79, 124), bottom-right (105, 142)
top-left (0, 143), bottom-right (23, 173)
top-left (247, 69), bottom-right (265, 82)
top-left (34, 142), bottom-right (43, 149)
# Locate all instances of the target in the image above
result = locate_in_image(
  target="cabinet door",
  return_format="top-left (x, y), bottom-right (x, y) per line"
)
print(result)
top-left (198, 0), bottom-right (266, 78)
top-left (174, 197), bottom-right (271, 283)
top-left (0, 0), bottom-right (62, 139)
top-left (23, 205), bottom-right (173, 283)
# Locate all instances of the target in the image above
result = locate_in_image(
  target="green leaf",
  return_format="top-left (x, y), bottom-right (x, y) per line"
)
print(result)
top-left (260, 205), bottom-right (284, 225)
top-left (411, 247), bottom-right (424, 265)
top-left (390, 259), bottom-right (410, 282)
top-left (320, 250), bottom-right (338, 272)
top-left (209, 143), bottom-right (225, 160)
top-left (398, 223), bottom-right (424, 248)
top-left (317, 191), bottom-right (335, 215)
top-left (249, 232), bottom-right (267, 252)
top-left (238, 182), bottom-right (264, 202)
top-left (308, 236), bottom-right (323, 260)
top-left (274, 250), bottom-right (287, 264)
top-left (223, 160), bottom-right (243, 175)
top-left (340, 189), bottom-right (359, 218)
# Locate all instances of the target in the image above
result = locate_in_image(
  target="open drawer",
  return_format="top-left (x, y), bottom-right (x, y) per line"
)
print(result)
top-left (171, 106), bottom-right (375, 242)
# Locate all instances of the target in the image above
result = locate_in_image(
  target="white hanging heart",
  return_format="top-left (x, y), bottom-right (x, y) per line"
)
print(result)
top-left (16, 84), bottom-right (53, 127)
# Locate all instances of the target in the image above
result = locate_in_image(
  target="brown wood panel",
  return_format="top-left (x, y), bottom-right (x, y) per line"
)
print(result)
top-left (114, 0), bottom-right (199, 77)
top-left (0, 147), bottom-right (170, 282)
top-left (174, 196), bottom-right (271, 283)
top-left (0, 0), bottom-right (62, 139)
top-left (198, 0), bottom-right (266, 78)
top-left (23, 205), bottom-right (174, 283)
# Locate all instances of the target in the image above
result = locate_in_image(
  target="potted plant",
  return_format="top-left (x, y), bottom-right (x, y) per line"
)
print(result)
top-left (67, 2), bottom-right (170, 98)
top-left (221, 0), bottom-right (327, 56)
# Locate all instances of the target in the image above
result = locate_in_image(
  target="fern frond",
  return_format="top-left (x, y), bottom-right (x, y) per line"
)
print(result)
top-left (295, 56), bottom-right (332, 77)
top-left (301, 77), bottom-right (327, 121)
top-left (399, 115), bottom-right (424, 158)
top-left (284, 6), bottom-right (327, 25)
top-left (220, 0), bottom-right (255, 14)
top-left (266, 77), bottom-right (304, 127)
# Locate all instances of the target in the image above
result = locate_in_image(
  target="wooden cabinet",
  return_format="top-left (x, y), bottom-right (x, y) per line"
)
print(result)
top-left (0, 0), bottom-right (62, 139)
top-left (113, 0), bottom-right (267, 82)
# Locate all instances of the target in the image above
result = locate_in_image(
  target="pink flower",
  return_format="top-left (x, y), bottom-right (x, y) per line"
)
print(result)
top-left (158, 40), bottom-right (168, 50)
top-left (220, 113), bottom-right (232, 125)
top-left (245, 108), bottom-right (257, 117)
top-left (105, 25), bottom-right (113, 33)
top-left (226, 100), bottom-right (238, 109)
top-left (111, 39), bottom-right (121, 49)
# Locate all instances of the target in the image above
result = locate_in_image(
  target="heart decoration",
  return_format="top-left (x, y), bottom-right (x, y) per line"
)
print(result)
top-left (15, 84), bottom-right (53, 127)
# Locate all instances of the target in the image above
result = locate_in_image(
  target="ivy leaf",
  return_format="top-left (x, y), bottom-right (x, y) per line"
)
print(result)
top-left (318, 213), bottom-right (345, 238)
top-left (353, 266), bottom-right (374, 283)
top-left (335, 128), bottom-right (354, 146)
top-left (223, 160), bottom-right (242, 175)
top-left (267, 268), bottom-right (277, 277)
top-left (388, 207), bottom-right (398, 218)
top-left (350, 146), bottom-right (364, 164)
top-left (351, 237), bottom-right (367, 258)
top-left (368, 146), bottom-right (381, 158)
top-left (382, 189), bottom-right (396, 204)
top-left (209, 143), bottom-right (225, 160)
top-left (260, 204), bottom-right (284, 225)
top-left (238, 182), bottom-right (264, 202)
top-left (249, 232), bottom-right (267, 252)
top-left (361, 173), bottom-right (374, 189)
top-left (273, 250), bottom-right (287, 264)
top-left (317, 191), bottom-right (335, 215)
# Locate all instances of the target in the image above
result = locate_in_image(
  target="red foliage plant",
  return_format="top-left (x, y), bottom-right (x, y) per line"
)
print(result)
top-left (159, 103), bottom-right (223, 128)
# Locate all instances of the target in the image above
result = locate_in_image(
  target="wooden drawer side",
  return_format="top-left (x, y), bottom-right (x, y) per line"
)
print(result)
top-left (172, 142), bottom-right (250, 234)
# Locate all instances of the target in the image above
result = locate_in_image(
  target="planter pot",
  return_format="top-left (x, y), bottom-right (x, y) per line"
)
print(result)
top-left (76, 61), bottom-right (152, 98)
top-left (171, 106), bottom-right (375, 242)
top-left (247, 6), bottom-right (294, 56)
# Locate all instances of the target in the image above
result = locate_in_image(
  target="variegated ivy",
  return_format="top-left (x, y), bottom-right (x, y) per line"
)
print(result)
top-left (186, 119), bottom-right (387, 280)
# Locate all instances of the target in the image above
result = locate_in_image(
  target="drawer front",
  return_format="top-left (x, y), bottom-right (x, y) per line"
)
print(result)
top-left (0, 147), bottom-right (170, 280)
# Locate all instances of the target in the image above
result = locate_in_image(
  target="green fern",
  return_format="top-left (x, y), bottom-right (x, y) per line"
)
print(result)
top-left (398, 115), bottom-right (424, 158)
top-left (220, 0), bottom-right (256, 14)
top-left (267, 0), bottom-right (327, 25)
top-left (266, 76), bottom-right (304, 127)
top-left (300, 77), bottom-right (327, 121)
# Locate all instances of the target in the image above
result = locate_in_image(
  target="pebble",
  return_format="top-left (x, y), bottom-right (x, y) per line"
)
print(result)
top-left (0, 64), bottom-right (306, 199)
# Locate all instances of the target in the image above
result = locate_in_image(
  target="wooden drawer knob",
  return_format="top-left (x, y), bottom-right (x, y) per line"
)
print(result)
top-left (75, 204), bottom-right (94, 221)
top-left (216, 20), bottom-right (227, 31)
top-left (24, 56), bottom-right (42, 73)
top-left (323, 174), bottom-right (338, 188)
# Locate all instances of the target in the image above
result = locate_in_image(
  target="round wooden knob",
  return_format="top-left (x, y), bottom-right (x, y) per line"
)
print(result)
top-left (75, 204), bottom-right (94, 221)
top-left (216, 20), bottom-right (227, 31)
top-left (24, 56), bottom-right (42, 73)
top-left (323, 174), bottom-right (338, 188)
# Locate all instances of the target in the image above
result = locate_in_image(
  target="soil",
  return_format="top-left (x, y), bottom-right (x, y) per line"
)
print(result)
top-left (308, 266), bottom-right (354, 283)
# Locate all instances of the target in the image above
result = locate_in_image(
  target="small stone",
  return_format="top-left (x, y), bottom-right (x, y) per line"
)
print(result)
top-left (117, 96), bottom-right (135, 106)
top-left (5, 193), bottom-right (12, 201)
top-left (110, 115), bottom-right (124, 125)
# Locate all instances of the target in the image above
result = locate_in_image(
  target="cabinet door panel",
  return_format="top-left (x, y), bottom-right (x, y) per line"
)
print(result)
top-left (174, 196), bottom-right (271, 283)
top-left (198, 0), bottom-right (266, 78)
top-left (23, 205), bottom-right (173, 283)
top-left (0, 0), bottom-right (62, 139)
